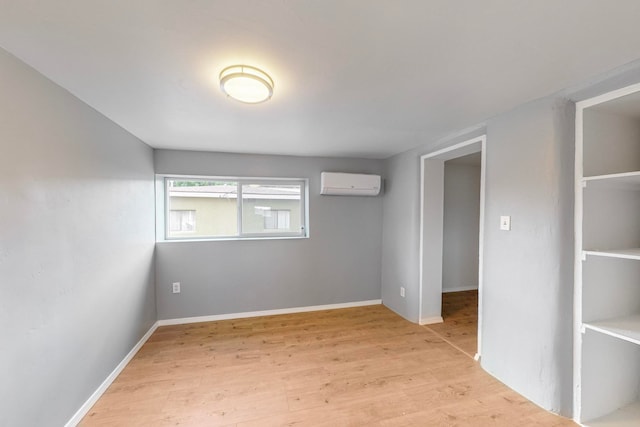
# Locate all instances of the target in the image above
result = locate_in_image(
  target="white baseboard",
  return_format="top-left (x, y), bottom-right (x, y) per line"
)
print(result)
top-left (419, 316), bottom-right (444, 325)
top-left (157, 299), bottom-right (383, 326)
top-left (64, 299), bottom-right (382, 426)
top-left (64, 321), bottom-right (159, 427)
top-left (442, 285), bottom-right (478, 293)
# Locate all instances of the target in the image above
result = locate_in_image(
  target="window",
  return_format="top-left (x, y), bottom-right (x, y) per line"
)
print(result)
top-left (264, 210), bottom-right (290, 230)
top-left (169, 210), bottom-right (195, 232)
top-left (163, 176), bottom-right (307, 240)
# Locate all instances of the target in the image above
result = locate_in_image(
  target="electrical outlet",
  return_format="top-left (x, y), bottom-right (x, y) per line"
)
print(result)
top-left (400, 286), bottom-right (405, 298)
top-left (172, 282), bottom-right (181, 294)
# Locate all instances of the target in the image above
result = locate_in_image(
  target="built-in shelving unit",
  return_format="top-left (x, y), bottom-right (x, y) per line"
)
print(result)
top-left (576, 83), bottom-right (640, 426)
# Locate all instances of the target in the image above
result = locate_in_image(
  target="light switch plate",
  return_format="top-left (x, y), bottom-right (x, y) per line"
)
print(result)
top-left (500, 216), bottom-right (511, 231)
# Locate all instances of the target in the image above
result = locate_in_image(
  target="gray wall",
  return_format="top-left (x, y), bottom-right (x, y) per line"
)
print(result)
top-left (381, 150), bottom-right (422, 322)
top-left (381, 129), bottom-right (485, 323)
top-left (154, 150), bottom-right (384, 320)
top-left (442, 162), bottom-right (481, 292)
top-left (381, 97), bottom-right (574, 415)
top-left (0, 48), bottom-right (156, 426)
top-left (481, 98), bottom-right (574, 415)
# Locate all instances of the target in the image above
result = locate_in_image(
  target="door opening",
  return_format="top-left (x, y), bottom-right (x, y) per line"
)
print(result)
top-left (427, 152), bottom-right (481, 358)
top-left (419, 135), bottom-right (486, 360)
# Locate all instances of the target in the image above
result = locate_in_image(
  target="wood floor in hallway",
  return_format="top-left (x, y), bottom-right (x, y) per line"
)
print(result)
top-left (80, 304), bottom-right (575, 426)
top-left (424, 290), bottom-right (479, 358)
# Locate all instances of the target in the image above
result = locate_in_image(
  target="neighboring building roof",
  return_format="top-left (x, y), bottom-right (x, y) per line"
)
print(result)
top-left (169, 185), bottom-right (301, 200)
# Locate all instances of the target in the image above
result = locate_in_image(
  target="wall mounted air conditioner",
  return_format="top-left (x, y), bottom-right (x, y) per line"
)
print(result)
top-left (320, 172), bottom-right (381, 196)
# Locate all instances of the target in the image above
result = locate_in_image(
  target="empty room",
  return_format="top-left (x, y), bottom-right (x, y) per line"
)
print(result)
top-left (3, 1), bottom-right (640, 426)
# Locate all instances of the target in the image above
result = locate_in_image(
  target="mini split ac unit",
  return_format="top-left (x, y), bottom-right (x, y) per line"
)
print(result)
top-left (320, 172), bottom-right (381, 196)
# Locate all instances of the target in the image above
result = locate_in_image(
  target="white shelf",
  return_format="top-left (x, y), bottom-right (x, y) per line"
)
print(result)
top-left (577, 86), bottom-right (640, 426)
top-left (584, 314), bottom-right (640, 346)
top-left (583, 248), bottom-right (640, 260)
top-left (585, 401), bottom-right (640, 426)
top-left (583, 171), bottom-right (640, 190)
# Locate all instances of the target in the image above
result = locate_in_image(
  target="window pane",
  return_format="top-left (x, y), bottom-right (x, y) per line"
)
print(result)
top-left (169, 210), bottom-right (196, 232)
top-left (263, 209), bottom-right (291, 230)
top-left (167, 179), bottom-right (237, 238)
top-left (277, 210), bottom-right (290, 229)
top-left (241, 184), bottom-right (302, 235)
top-left (164, 177), bottom-right (306, 240)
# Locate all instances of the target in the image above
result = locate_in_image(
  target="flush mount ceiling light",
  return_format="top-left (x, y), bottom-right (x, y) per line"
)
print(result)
top-left (219, 65), bottom-right (274, 104)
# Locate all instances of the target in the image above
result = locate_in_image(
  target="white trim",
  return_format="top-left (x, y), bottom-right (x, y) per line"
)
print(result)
top-left (157, 300), bottom-right (383, 326)
top-left (419, 316), bottom-right (444, 326)
top-left (419, 153), bottom-right (425, 322)
top-left (64, 322), bottom-right (159, 427)
top-left (418, 135), bottom-right (486, 358)
top-left (477, 138), bottom-right (487, 358)
top-left (576, 81), bottom-right (640, 110)
top-left (442, 285), bottom-right (479, 293)
top-left (157, 235), bottom-right (309, 244)
top-left (573, 91), bottom-right (585, 424)
top-left (420, 137), bottom-right (484, 161)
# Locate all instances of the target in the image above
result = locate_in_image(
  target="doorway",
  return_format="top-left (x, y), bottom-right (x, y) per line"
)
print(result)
top-left (418, 135), bottom-right (486, 360)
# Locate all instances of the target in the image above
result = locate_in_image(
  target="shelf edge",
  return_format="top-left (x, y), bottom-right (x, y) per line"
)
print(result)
top-left (583, 322), bottom-right (640, 347)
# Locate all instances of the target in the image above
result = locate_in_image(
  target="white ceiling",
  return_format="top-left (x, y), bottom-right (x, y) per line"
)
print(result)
top-left (2, 1), bottom-right (640, 159)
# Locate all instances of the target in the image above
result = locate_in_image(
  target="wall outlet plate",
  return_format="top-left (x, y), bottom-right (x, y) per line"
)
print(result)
top-left (172, 282), bottom-right (181, 293)
top-left (400, 286), bottom-right (405, 298)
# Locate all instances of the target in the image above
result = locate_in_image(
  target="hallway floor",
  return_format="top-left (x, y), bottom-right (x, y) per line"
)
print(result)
top-left (424, 290), bottom-right (479, 358)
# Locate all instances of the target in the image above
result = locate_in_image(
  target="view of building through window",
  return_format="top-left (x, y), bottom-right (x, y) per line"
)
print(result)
top-left (240, 183), bottom-right (301, 235)
top-left (169, 210), bottom-right (195, 232)
top-left (166, 178), bottom-right (305, 239)
top-left (263, 209), bottom-right (290, 230)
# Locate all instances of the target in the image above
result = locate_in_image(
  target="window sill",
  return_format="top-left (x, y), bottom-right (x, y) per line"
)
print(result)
top-left (156, 235), bottom-right (309, 243)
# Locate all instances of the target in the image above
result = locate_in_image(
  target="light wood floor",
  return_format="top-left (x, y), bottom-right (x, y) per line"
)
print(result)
top-left (80, 304), bottom-right (575, 426)
top-left (425, 290), bottom-right (479, 358)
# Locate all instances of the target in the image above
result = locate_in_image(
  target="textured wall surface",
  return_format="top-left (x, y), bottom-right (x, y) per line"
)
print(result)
top-left (154, 150), bottom-right (384, 320)
top-left (480, 98), bottom-right (574, 415)
top-left (442, 162), bottom-right (481, 292)
top-left (0, 48), bottom-right (156, 426)
top-left (381, 98), bottom-right (574, 415)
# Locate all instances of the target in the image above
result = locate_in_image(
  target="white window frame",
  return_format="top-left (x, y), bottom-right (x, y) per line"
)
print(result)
top-left (156, 174), bottom-right (309, 242)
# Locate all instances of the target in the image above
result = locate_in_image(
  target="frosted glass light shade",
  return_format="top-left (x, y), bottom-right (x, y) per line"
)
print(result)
top-left (219, 65), bottom-right (274, 104)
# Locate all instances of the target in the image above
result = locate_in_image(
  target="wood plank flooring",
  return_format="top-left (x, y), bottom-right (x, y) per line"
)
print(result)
top-left (80, 304), bottom-right (575, 426)
top-left (425, 290), bottom-right (479, 358)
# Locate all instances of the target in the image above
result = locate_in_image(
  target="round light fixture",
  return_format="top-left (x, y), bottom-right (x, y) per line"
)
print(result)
top-left (219, 65), bottom-right (274, 104)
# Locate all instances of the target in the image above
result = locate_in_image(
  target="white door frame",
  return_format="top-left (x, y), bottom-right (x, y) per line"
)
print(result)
top-left (418, 135), bottom-right (487, 360)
